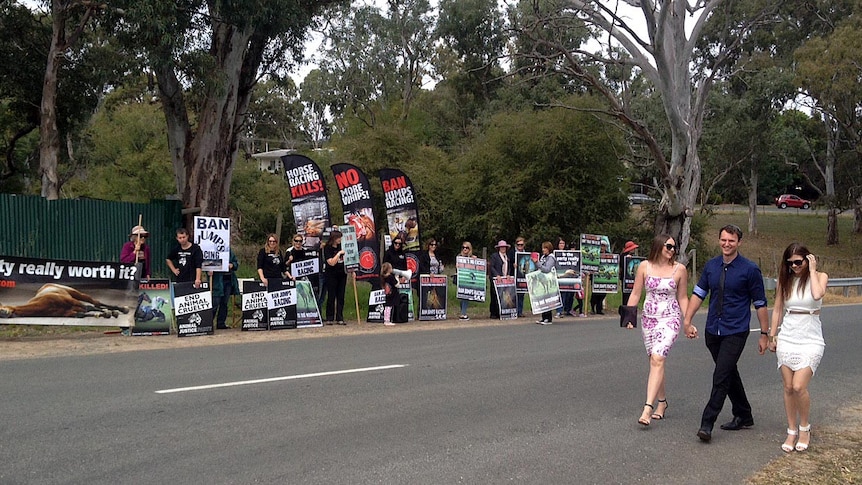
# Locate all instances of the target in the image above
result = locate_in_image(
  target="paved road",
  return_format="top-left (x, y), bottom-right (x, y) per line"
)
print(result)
top-left (2, 306), bottom-right (860, 484)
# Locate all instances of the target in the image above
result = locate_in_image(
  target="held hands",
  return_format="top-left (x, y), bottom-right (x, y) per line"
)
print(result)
top-left (757, 333), bottom-right (768, 355)
top-left (683, 322), bottom-right (698, 339)
top-left (767, 340), bottom-right (777, 353)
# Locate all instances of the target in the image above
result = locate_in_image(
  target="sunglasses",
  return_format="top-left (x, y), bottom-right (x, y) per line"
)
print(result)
top-left (268, 240), bottom-right (277, 243)
top-left (787, 259), bottom-right (805, 267)
top-left (516, 243), bottom-right (525, 246)
top-left (664, 243), bottom-right (677, 251)
top-left (429, 243), bottom-right (437, 246)
top-left (293, 239), bottom-right (303, 243)
top-left (462, 246), bottom-right (470, 250)
top-left (393, 242), bottom-right (402, 245)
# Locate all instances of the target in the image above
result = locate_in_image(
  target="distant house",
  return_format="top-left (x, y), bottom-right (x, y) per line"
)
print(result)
top-left (250, 149), bottom-right (294, 174)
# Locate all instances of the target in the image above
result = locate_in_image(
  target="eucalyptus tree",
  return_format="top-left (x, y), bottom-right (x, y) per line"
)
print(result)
top-left (508, 0), bottom-right (783, 258)
top-left (246, 77), bottom-right (304, 150)
top-left (117, 0), bottom-right (343, 220)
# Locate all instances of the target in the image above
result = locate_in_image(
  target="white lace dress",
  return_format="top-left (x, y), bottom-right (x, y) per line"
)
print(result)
top-left (776, 278), bottom-right (825, 373)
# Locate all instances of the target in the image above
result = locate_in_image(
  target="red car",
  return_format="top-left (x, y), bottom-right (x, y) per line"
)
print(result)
top-left (775, 194), bottom-right (812, 209)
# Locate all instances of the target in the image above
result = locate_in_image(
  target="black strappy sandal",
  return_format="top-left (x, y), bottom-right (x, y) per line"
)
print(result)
top-left (638, 403), bottom-right (654, 426)
top-left (651, 399), bottom-right (668, 420)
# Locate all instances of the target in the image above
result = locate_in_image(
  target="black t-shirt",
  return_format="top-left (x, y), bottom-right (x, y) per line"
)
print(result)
top-left (323, 244), bottom-right (346, 277)
top-left (168, 243), bottom-right (203, 282)
top-left (257, 249), bottom-right (285, 279)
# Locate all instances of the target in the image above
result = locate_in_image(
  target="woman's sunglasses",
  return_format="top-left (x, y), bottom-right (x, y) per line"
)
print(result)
top-left (664, 243), bottom-right (676, 251)
top-left (787, 259), bottom-right (805, 267)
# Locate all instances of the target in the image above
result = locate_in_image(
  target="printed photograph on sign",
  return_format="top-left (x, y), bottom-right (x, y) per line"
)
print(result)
top-left (514, 251), bottom-right (537, 293)
top-left (194, 216), bottom-right (230, 272)
top-left (494, 276), bottom-right (518, 320)
top-left (456, 256), bottom-right (486, 302)
top-left (592, 254), bottom-right (620, 294)
top-left (526, 269), bottom-right (562, 315)
top-left (133, 279), bottom-right (172, 335)
top-left (295, 280), bottom-right (322, 328)
top-left (419, 274), bottom-right (447, 321)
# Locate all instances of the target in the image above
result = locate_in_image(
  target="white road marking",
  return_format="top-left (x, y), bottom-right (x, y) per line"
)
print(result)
top-left (155, 364), bottom-right (407, 394)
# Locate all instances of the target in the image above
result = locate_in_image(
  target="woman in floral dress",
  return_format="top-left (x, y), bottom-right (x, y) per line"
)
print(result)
top-left (627, 234), bottom-right (688, 426)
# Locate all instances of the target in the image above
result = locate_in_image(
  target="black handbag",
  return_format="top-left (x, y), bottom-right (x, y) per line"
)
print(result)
top-left (618, 305), bottom-right (638, 328)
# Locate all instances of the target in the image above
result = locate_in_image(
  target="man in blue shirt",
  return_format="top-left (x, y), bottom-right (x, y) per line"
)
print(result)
top-left (683, 224), bottom-right (770, 442)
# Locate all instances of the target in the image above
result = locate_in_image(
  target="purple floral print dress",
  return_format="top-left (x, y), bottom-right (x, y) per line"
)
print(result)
top-left (641, 262), bottom-right (682, 357)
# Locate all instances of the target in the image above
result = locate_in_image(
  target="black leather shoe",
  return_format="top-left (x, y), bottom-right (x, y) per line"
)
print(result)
top-left (697, 427), bottom-right (712, 442)
top-left (720, 416), bottom-right (754, 431)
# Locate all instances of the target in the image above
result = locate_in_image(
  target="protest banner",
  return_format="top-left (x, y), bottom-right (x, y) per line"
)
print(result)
top-left (338, 224), bottom-right (359, 272)
top-left (526, 269), bottom-right (562, 315)
top-left (266, 278), bottom-right (297, 330)
top-left (332, 163), bottom-right (379, 281)
top-left (282, 154), bottom-right (332, 249)
top-left (194, 216), bottom-right (230, 272)
top-left (133, 279), bottom-right (171, 335)
top-left (494, 275), bottom-right (518, 320)
top-left (456, 256), bottom-right (486, 302)
top-left (295, 280), bottom-right (322, 328)
top-left (554, 250), bottom-right (583, 292)
top-left (623, 256), bottom-right (646, 294)
top-left (580, 234), bottom-right (608, 273)
top-left (592, 254), bottom-right (621, 294)
top-left (398, 282), bottom-right (415, 321)
top-left (366, 289), bottom-right (385, 323)
top-left (418, 274), bottom-right (447, 321)
top-left (514, 251), bottom-right (537, 293)
top-left (0, 255), bottom-right (138, 327)
top-left (379, 168), bottom-right (420, 277)
top-left (174, 281), bottom-right (213, 336)
top-left (240, 279), bottom-right (268, 331)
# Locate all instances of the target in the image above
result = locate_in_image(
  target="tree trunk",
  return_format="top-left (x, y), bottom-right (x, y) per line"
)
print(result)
top-left (825, 118), bottom-right (838, 245)
top-left (39, 0), bottom-right (67, 200)
top-left (748, 166), bottom-right (758, 236)
top-left (854, 197), bottom-right (862, 233)
top-left (827, 208), bottom-right (839, 245)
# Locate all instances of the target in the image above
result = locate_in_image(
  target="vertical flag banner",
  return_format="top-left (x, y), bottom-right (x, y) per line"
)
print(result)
top-left (379, 168), bottom-right (420, 275)
top-left (418, 274), bottom-right (447, 320)
top-left (282, 154), bottom-right (332, 248)
top-left (332, 163), bottom-right (379, 281)
top-left (240, 279), bottom-right (269, 331)
top-left (193, 216), bottom-right (230, 272)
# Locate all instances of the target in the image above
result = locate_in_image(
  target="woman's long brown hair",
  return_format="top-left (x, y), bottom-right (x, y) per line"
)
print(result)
top-left (778, 242), bottom-right (811, 301)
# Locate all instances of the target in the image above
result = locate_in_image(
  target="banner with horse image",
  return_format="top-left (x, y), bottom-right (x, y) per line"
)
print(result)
top-left (494, 275), bottom-right (518, 320)
top-left (332, 163), bottom-right (379, 281)
top-left (173, 281), bottom-right (214, 336)
top-left (456, 256), bottom-right (486, 302)
top-left (580, 234), bottom-right (609, 273)
top-left (295, 280), bottom-right (322, 328)
top-left (554, 250), bottom-right (583, 292)
top-left (526, 269), bottom-right (562, 315)
top-left (240, 279), bottom-right (268, 331)
top-left (514, 251), bottom-right (537, 294)
top-left (267, 278), bottom-right (297, 330)
top-left (379, 168), bottom-right (420, 279)
top-left (623, 256), bottom-right (646, 294)
top-left (194, 216), bottom-right (230, 272)
top-left (0, 255), bottom-right (138, 327)
top-left (418, 274), bottom-right (447, 321)
top-left (592, 254), bottom-right (621, 294)
top-left (282, 154), bottom-right (332, 249)
top-left (133, 279), bottom-right (172, 336)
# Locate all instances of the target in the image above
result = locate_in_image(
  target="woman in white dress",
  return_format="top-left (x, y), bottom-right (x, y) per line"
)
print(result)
top-left (627, 234), bottom-right (688, 426)
top-left (767, 243), bottom-right (828, 453)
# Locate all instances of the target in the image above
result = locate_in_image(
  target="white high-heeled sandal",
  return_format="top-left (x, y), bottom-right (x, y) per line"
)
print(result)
top-left (795, 424), bottom-right (811, 451)
top-left (781, 428), bottom-right (797, 453)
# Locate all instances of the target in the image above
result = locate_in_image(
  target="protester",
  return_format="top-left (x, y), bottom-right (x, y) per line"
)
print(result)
top-left (513, 237), bottom-right (527, 317)
top-left (323, 230), bottom-right (347, 325)
top-left (456, 241), bottom-right (474, 320)
top-left (380, 262), bottom-right (399, 326)
top-left (418, 238), bottom-right (444, 275)
top-left (768, 243), bottom-right (828, 452)
top-left (489, 240), bottom-right (513, 319)
top-left (684, 224), bottom-right (770, 443)
top-left (165, 228), bottom-right (203, 287)
top-left (384, 236), bottom-right (411, 283)
top-left (211, 248), bottom-right (239, 330)
top-left (120, 225), bottom-right (151, 278)
top-left (626, 234), bottom-right (688, 426)
top-left (257, 234), bottom-right (287, 286)
top-left (535, 241), bottom-right (557, 325)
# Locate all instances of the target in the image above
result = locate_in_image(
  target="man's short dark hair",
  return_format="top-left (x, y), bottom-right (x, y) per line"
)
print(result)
top-left (176, 227), bottom-right (190, 236)
top-left (719, 224), bottom-right (743, 240)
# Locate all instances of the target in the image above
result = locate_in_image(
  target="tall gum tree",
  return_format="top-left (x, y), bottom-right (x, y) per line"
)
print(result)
top-left (512, 0), bottom-right (778, 258)
top-left (122, 0), bottom-right (342, 219)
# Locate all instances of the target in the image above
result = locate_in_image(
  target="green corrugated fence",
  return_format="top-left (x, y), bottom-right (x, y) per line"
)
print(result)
top-left (0, 194), bottom-right (183, 278)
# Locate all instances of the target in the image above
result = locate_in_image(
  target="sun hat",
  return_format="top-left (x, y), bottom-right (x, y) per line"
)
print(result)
top-left (129, 225), bottom-right (149, 236)
top-left (495, 240), bottom-right (510, 248)
top-left (622, 241), bottom-right (639, 254)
